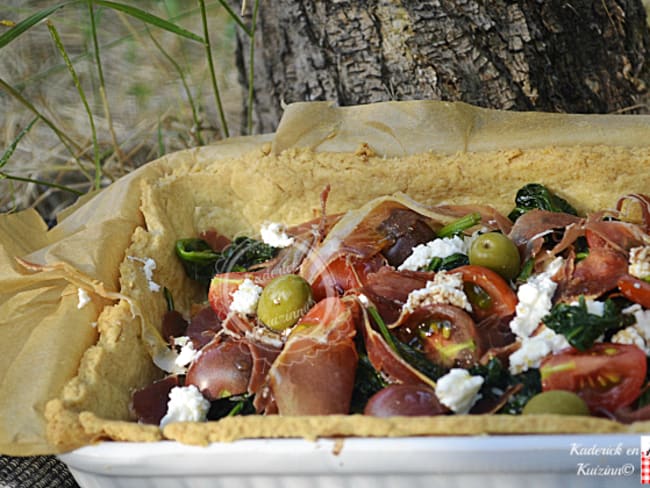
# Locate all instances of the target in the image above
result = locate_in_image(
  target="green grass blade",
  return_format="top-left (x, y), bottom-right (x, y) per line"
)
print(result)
top-left (199, 0), bottom-right (229, 138)
top-left (147, 27), bottom-right (204, 146)
top-left (246, 0), bottom-right (259, 135)
top-left (93, 0), bottom-right (204, 43)
top-left (215, 0), bottom-right (251, 37)
top-left (47, 20), bottom-right (102, 190)
top-left (0, 173), bottom-right (84, 196)
top-left (11, 3), bottom-right (212, 92)
top-left (87, 0), bottom-right (125, 172)
top-left (0, 117), bottom-right (38, 170)
top-left (0, 78), bottom-right (93, 182)
top-left (0, 1), bottom-right (78, 49)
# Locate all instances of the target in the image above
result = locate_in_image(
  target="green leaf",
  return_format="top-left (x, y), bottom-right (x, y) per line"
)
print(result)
top-left (508, 183), bottom-right (578, 221)
top-left (469, 357), bottom-right (542, 414)
top-left (0, 2), bottom-right (77, 49)
top-left (543, 297), bottom-right (634, 351)
top-left (93, 0), bottom-right (204, 43)
top-left (425, 252), bottom-right (469, 272)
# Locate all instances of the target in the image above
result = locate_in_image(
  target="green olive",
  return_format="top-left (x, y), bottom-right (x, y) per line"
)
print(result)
top-left (522, 390), bottom-right (590, 416)
top-left (256, 274), bottom-right (313, 331)
top-left (468, 232), bottom-right (520, 280)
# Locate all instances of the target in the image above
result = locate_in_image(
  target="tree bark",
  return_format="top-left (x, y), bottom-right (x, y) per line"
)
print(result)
top-left (231, 0), bottom-right (650, 134)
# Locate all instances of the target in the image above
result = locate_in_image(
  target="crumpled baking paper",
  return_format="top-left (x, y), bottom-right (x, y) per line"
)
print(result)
top-left (1, 100), bottom-right (649, 455)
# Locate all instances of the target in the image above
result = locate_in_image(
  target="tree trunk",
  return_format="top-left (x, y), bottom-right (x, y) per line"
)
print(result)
top-left (230, 0), bottom-right (650, 135)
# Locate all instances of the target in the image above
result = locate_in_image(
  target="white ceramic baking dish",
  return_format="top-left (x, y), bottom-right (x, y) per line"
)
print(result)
top-left (59, 434), bottom-right (644, 488)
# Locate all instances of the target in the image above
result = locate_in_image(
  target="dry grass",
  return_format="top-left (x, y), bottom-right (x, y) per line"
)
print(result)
top-left (0, 0), bottom-right (243, 220)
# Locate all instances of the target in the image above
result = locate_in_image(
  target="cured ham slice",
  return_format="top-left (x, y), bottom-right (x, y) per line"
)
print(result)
top-left (268, 297), bottom-right (359, 415)
top-left (300, 194), bottom-right (495, 295)
top-left (617, 193), bottom-right (650, 233)
top-left (508, 210), bottom-right (583, 261)
top-left (558, 247), bottom-right (629, 301)
top-left (584, 219), bottom-right (647, 254)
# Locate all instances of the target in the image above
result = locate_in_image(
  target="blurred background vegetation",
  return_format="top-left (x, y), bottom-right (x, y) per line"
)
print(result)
top-left (1, 1), bottom-right (649, 223)
top-left (0, 0), bottom-right (246, 221)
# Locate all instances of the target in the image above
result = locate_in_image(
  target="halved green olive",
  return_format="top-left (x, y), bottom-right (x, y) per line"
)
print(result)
top-left (257, 274), bottom-right (313, 331)
top-left (522, 390), bottom-right (590, 416)
top-left (468, 232), bottom-right (520, 280)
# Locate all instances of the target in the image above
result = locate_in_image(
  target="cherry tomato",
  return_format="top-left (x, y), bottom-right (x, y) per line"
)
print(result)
top-left (454, 265), bottom-right (518, 321)
top-left (394, 303), bottom-right (481, 369)
top-left (618, 274), bottom-right (650, 309)
top-left (364, 384), bottom-right (447, 417)
top-left (540, 343), bottom-right (646, 413)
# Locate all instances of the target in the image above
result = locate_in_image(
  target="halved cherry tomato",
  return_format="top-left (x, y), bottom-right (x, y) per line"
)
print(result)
top-left (540, 343), bottom-right (646, 413)
top-left (618, 274), bottom-right (650, 309)
top-left (394, 303), bottom-right (481, 368)
top-left (454, 265), bottom-right (518, 321)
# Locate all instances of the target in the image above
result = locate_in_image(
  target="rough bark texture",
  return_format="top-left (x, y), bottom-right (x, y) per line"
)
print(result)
top-left (231, 0), bottom-right (650, 134)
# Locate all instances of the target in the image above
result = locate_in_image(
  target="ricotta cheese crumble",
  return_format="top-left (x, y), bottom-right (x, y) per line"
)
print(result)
top-left (403, 271), bottom-right (472, 313)
top-left (629, 246), bottom-right (650, 280)
top-left (614, 304), bottom-right (650, 355)
top-left (229, 278), bottom-right (263, 315)
top-left (159, 385), bottom-right (211, 428)
top-left (435, 368), bottom-right (484, 414)
top-left (260, 222), bottom-right (294, 248)
top-left (398, 235), bottom-right (471, 271)
top-left (509, 257), bottom-right (564, 339)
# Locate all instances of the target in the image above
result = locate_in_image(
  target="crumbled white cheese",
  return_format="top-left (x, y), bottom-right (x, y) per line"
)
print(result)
top-left (630, 307), bottom-right (650, 340)
top-left (509, 257), bottom-right (564, 339)
top-left (229, 278), bottom-right (263, 315)
top-left (152, 336), bottom-right (200, 374)
top-left (508, 327), bottom-right (571, 375)
top-left (612, 326), bottom-right (649, 354)
top-left (398, 235), bottom-right (470, 271)
top-left (629, 246), bottom-right (650, 280)
top-left (403, 271), bottom-right (472, 313)
top-left (159, 385), bottom-right (210, 428)
top-left (618, 305), bottom-right (650, 355)
top-left (260, 222), bottom-right (294, 248)
top-left (77, 288), bottom-right (91, 309)
top-left (435, 368), bottom-right (484, 414)
top-left (127, 256), bottom-right (161, 292)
